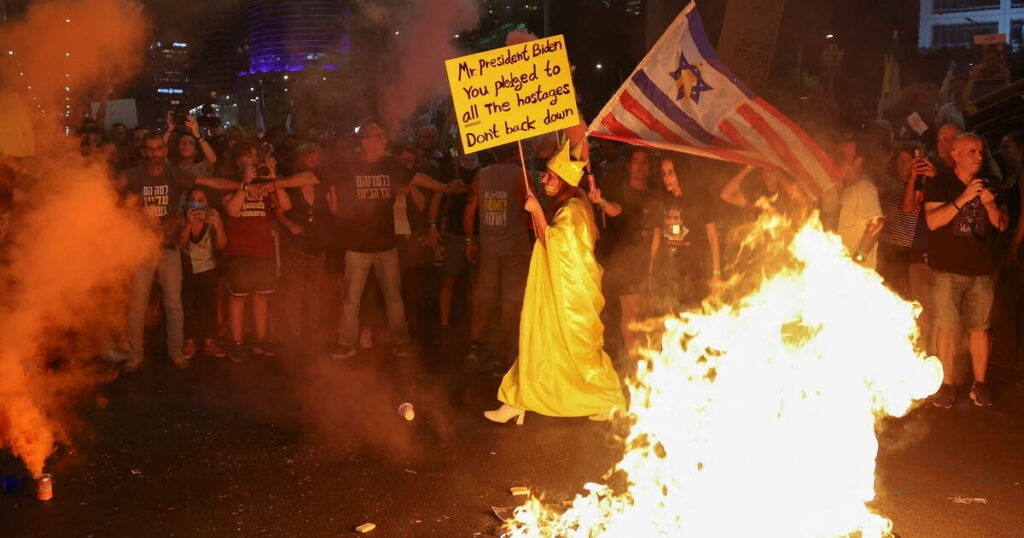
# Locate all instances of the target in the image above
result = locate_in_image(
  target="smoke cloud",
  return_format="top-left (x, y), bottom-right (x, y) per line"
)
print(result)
top-left (359, 0), bottom-right (479, 128)
top-left (0, 0), bottom-right (153, 477)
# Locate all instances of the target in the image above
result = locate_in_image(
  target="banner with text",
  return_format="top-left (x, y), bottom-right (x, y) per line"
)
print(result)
top-left (445, 35), bottom-right (579, 154)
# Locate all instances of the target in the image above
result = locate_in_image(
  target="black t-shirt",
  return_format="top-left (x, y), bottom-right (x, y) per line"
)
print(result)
top-left (443, 164), bottom-right (478, 236)
top-left (924, 170), bottom-right (997, 276)
top-left (605, 177), bottom-right (661, 246)
top-left (124, 163), bottom-right (197, 246)
top-left (283, 177), bottom-right (331, 255)
top-left (330, 155), bottom-right (413, 253)
top-left (656, 194), bottom-right (711, 273)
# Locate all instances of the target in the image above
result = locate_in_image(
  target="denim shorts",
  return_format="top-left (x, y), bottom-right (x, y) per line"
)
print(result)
top-left (225, 255), bottom-right (276, 297)
top-left (928, 269), bottom-right (993, 331)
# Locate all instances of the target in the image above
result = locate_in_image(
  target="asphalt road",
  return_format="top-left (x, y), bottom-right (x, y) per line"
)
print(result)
top-left (3, 339), bottom-right (1023, 538)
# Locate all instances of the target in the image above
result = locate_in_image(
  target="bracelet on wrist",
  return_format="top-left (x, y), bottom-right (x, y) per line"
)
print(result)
top-left (952, 200), bottom-right (962, 210)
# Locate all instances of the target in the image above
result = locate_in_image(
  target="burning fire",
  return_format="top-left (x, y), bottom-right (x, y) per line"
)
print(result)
top-left (504, 211), bottom-right (942, 537)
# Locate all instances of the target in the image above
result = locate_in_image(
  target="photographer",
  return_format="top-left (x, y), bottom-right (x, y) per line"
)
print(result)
top-left (925, 133), bottom-right (1009, 408)
top-left (165, 112), bottom-right (218, 176)
top-left (221, 142), bottom-right (291, 362)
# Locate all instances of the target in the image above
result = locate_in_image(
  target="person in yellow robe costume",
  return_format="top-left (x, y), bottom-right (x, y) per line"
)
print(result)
top-left (483, 139), bottom-right (626, 425)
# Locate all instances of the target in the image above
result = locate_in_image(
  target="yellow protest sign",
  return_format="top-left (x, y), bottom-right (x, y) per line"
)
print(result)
top-left (445, 35), bottom-right (579, 154)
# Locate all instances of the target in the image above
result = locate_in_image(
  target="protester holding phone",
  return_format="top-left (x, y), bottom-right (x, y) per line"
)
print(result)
top-left (877, 142), bottom-right (935, 299)
top-left (221, 141), bottom-right (291, 362)
top-left (180, 187), bottom-right (227, 362)
top-left (167, 112), bottom-right (218, 177)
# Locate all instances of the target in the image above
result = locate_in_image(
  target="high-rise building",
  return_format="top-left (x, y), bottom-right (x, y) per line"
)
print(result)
top-left (244, 0), bottom-right (350, 74)
top-left (150, 40), bottom-right (189, 108)
top-left (190, 3), bottom-right (246, 96)
top-left (918, 0), bottom-right (1024, 48)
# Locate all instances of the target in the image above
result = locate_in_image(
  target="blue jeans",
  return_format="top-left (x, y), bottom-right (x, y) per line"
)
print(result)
top-left (337, 248), bottom-right (409, 347)
top-left (128, 248), bottom-right (184, 362)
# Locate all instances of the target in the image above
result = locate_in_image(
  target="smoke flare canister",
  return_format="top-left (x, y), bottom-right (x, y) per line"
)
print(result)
top-left (35, 474), bottom-right (53, 501)
top-left (398, 403), bottom-right (415, 421)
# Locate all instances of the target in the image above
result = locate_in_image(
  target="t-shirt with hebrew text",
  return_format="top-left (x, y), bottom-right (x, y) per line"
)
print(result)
top-left (123, 163), bottom-right (196, 246)
top-left (331, 155), bottom-right (413, 253)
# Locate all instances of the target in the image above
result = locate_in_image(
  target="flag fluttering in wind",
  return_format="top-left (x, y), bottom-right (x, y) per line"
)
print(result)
top-left (878, 31), bottom-right (901, 120)
top-left (587, 3), bottom-right (838, 198)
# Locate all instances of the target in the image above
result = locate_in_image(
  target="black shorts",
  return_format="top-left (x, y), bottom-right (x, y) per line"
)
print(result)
top-left (225, 255), bottom-right (276, 296)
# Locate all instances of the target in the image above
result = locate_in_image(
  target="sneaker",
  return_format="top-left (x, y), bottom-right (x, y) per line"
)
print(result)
top-left (103, 346), bottom-right (129, 362)
top-left (932, 383), bottom-right (955, 409)
top-left (122, 359), bottom-right (142, 373)
top-left (203, 339), bottom-right (226, 358)
top-left (171, 356), bottom-right (189, 370)
top-left (226, 342), bottom-right (246, 363)
top-left (331, 345), bottom-right (357, 359)
top-left (392, 342), bottom-right (418, 359)
top-left (182, 339), bottom-right (197, 360)
top-left (251, 340), bottom-right (279, 358)
top-left (359, 328), bottom-right (373, 349)
top-left (969, 381), bottom-right (993, 407)
top-left (463, 342), bottom-right (483, 373)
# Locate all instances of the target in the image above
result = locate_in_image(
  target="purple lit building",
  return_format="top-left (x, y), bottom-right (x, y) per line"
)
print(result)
top-left (244, 0), bottom-right (350, 74)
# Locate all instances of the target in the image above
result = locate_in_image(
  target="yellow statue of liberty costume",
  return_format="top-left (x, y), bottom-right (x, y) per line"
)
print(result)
top-left (484, 139), bottom-right (626, 424)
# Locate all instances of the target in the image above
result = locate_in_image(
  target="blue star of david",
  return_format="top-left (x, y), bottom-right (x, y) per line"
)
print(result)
top-left (669, 51), bottom-right (713, 104)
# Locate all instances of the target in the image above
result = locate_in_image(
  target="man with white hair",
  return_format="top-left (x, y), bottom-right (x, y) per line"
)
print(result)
top-left (925, 133), bottom-right (1008, 407)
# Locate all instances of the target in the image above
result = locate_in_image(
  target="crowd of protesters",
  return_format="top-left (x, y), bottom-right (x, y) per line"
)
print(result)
top-left (2, 56), bottom-right (1021, 411)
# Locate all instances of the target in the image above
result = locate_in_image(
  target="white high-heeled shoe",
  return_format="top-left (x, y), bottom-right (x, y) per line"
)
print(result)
top-left (483, 404), bottom-right (526, 425)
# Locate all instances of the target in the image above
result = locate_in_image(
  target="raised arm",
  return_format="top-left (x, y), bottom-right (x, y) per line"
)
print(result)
top-left (223, 189), bottom-right (246, 218)
top-left (274, 170), bottom-right (319, 189)
top-left (524, 195), bottom-right (548, 248)
top-left (706, 221), bottom-right (721, 286)
top-left (720, 165), bottom-right (754, 207)
top-left (186, 116), bottom-right (217, 166)
top-left (195, 175), bottom-right (242, 191)
top-left (926, 178), bottom-right (983, 230)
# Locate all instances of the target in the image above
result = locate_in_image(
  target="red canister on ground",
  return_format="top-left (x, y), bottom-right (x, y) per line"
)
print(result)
top-left (35, 474), bottom-right (53, 501)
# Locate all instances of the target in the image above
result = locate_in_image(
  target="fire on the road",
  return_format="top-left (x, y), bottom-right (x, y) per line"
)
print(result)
top-left (504, 211), bottom-right (943, 537)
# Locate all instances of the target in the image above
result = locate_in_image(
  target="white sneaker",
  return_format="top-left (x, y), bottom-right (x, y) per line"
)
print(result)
top-left (102, 346), bottom-right (129, 362)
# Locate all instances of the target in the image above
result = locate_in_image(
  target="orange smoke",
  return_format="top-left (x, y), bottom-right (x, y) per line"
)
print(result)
top-left (0, 0), bottom-right (152, 477)
top-left (0, 0), bottom-right (147, 114)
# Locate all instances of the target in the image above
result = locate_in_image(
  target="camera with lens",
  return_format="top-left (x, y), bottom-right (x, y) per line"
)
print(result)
top-left (197, 91), bottom-right (221, 134)
top-left (980, 176), bottom-right (997, 192)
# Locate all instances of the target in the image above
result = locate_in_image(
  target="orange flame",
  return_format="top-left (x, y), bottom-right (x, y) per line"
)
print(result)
top-left (504, 211), bottom-right (942, 537)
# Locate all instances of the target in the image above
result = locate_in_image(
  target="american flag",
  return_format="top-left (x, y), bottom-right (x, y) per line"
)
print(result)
top-left (587, 3), bottom-right (838, 198)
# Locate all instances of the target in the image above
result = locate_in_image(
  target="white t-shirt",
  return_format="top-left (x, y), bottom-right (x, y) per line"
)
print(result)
top-left (838, 177), bottom-right (883, 268)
